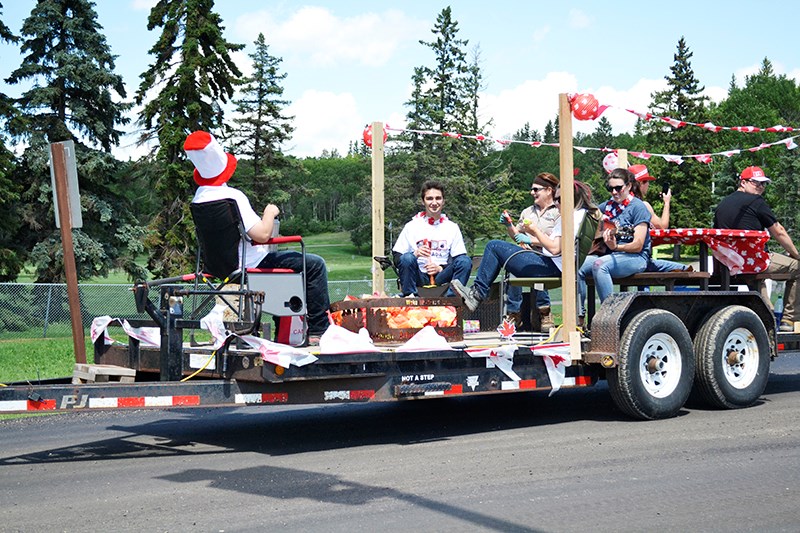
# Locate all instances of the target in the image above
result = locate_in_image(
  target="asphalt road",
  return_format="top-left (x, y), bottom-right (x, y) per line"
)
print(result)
top-left (1, 356), bottom-right (799, 533)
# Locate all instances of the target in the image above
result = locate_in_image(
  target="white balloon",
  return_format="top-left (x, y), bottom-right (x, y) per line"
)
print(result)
top-left (602, 152), bottom-right (618, 174)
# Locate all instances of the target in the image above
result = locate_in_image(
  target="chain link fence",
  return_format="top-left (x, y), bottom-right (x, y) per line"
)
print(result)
top-left (0, 278), bottom-right (503, 340)
top-left (0, 281), bottom-right (391, 340)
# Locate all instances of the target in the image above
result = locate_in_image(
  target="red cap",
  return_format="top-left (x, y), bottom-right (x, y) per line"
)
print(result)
top-left (629, 164), bottom-right (655, 182)
top-left (740, 166), bottom-right (771, 183)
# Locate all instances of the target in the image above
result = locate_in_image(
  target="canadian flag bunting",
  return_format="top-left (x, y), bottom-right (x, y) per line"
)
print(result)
top-left (466, 344), bottom-right (520, 381)
top-left (239, 334), bottom-right (318, 368)
top-left (386, 101), bottom-right (800, 166)
top-left (531, 342), bottom-right (572, 396)
top-left (90, 315), bottom-right (161, 348)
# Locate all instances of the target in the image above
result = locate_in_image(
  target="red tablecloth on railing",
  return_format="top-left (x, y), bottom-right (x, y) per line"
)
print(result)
top-left (650, 228), bottom-right (770, 275)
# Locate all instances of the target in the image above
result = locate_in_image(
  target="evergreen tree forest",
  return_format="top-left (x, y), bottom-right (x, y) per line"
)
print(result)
top-left (0, 3), bottom-right (798, 283)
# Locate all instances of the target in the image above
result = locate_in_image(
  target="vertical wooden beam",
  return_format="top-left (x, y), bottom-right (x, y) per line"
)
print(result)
top-left (51, 142), bottom-right (86, 364)
top-left (371, 122), bottom-right (385, 294)
top-left (618, 149), bottom-right (628, 168)
top-left (558, 94), bottom-right (577, 344)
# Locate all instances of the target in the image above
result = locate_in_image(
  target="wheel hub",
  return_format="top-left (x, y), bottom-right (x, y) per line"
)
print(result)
top-left (726, 349), bottom-right (743, 366)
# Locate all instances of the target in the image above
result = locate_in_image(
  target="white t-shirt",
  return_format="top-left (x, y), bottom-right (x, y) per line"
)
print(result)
top-left (192, 184), bottom-right (270, 269)
top-left (545, 209), bottom-right (586, 272)
top-left (392, 213), bottom-right (468, 273)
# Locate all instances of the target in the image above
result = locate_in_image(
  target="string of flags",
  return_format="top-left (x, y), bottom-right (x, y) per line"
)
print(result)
top-left (362, 92), bottom-right (799, 165)
top-left (568, 92), bottom-right (798, 133)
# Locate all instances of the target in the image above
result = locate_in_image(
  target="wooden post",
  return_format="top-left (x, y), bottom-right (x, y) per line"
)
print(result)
top-left (558, 94), bottom-right (577, 343)
top-left (371, 122), bottom-right (385, 294)
top-left (618, 149), bottom-right (628, 168)
top-left (51, 142), bottom-right (86, 364)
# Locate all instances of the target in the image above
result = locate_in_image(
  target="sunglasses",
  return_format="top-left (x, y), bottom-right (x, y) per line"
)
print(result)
top-left (530, 186), bottom-right (547, 193)
top-left (745, 179), bottom-right (767, 188)
top-left (606, 184), bottom-right (625, 193)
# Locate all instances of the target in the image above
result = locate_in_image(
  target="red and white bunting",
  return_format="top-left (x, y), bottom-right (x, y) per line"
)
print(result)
top-left (383, 125), bottom-right (799, 167)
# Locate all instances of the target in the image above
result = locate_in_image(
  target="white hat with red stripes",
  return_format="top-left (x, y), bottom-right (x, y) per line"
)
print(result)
top-left (184, 131), bottom-right (237, 186)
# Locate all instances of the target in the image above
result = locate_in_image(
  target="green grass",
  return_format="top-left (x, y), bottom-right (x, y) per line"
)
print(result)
top-left (302, 232), bottom-right (383, 282)
top-left (0, 336), bottom-right (95, 384)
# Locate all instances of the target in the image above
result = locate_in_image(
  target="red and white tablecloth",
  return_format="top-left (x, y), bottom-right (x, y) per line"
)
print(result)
top-left (650, 228), bottom-right (770, 275)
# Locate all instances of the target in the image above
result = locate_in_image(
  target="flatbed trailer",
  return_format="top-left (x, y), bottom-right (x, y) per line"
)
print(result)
top-left (3, 94), bottom-right (796, 421)
top-left (1, 283), bottom-right (794, 421)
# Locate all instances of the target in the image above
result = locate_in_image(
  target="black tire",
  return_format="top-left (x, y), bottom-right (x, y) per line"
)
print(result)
top-left (608, 309), bottom-right (695, 420)
top-left (693, 305), bottom-right (770, 409)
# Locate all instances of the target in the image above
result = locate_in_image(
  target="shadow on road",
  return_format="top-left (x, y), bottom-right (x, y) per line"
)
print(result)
top-left (2, 367), bottom-right (798, 467)
top-left (158, 464), bottom-right (544, 533)
top-left (0, 384), bottom-right (620, 465)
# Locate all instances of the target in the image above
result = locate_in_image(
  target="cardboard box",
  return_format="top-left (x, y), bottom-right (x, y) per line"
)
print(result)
top-left (330, 296), bottom-right (463, 344)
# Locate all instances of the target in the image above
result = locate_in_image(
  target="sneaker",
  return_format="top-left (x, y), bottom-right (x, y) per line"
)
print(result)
top-left (450, 279), bottom-right (482, 312)
top-left (779, 320), bottom-right (794, 333)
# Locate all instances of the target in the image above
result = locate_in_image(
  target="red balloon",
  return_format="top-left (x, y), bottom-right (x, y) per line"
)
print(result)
top-left (571, 93), bottom-right (599, 121)
top-left (363, 124), bottom-right (388, 147)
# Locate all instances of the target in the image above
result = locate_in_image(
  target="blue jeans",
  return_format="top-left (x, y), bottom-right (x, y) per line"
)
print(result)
top-left (257, 250), bottom-right (330, 335)
top-left (397, 253), bottom-right (472, 297)
top-left (647, 258), bottom-right (687, 272)
top-left (506, 285), bottom-right (551, 314)
top-left (473, 240), bottom-right (561, 310)
top-left (578, 252), bottom-right (648, 316)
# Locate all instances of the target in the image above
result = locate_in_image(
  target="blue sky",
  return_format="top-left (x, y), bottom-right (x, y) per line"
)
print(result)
top-left (1, 1), bottom-right (798, 159)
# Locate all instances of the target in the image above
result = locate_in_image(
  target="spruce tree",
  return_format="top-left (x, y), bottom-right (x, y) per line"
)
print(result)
top-left (5, 0), bottom-right (144, 282)
top-left (232, 33), bottom-right (294, 177)
top-left (0, 2), bottom-right (22, 281)
top-left (6, 0), bottom-right (129, 150)
top-left (643, 37), bottom-right (711, 228)
top-left (135, 0), bottom-right (243, 278)
top-left (393, 7), bottom-right (490, 248)
top-left (230, 32), bottom-right (302, 206)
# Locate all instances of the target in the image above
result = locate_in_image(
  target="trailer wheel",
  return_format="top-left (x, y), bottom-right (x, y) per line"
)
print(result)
top-left (693, 305), bottom-right (770, 409)
top-left (608, 309), bottom-right (695, 420)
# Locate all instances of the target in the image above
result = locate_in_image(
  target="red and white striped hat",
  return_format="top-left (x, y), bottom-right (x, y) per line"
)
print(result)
top-left (184, 131), bottom-right (237, 186)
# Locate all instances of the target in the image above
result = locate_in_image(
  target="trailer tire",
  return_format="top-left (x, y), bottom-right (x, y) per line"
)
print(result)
top-left (693, 305), bottom-right (770, 409)
top-left (608, 309), bottom-right (695, 420)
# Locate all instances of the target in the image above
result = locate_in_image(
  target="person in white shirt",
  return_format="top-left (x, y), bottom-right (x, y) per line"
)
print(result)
top-left (185, 131), bottom-right (330, 342)
top-left (392, 180), bottom-right (472, 297)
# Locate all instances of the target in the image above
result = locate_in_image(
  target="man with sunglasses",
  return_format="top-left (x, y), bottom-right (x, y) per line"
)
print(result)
top-left (714, 166), bottom-right (800, 332)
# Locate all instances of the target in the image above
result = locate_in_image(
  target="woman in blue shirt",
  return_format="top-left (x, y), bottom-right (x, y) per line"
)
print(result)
top-left (578, 167), bottom-right (651, 319)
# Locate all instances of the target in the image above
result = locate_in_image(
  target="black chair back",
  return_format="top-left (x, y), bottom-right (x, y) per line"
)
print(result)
top-left (190, 199), bottom-right (246, 280)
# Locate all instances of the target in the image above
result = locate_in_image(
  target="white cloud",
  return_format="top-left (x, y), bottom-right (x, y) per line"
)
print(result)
top-left (568, 9), bottom-right (591, 29)
top-left (480, 74), bottom-right (679, 142)
top-left (235, 7), bottom-right (427, 68)
top-left (531, 26), bottom-right (550, 45)
top-left (130, 0), bottom-right (157, 11)
top-left (284, 90), bottom-right (363, 157)
top-left (480, 72), bottom-right (579, 140)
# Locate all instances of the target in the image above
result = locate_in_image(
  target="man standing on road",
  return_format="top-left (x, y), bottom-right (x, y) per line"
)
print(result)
top-left (713, 166), bottom-right (800, 332)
